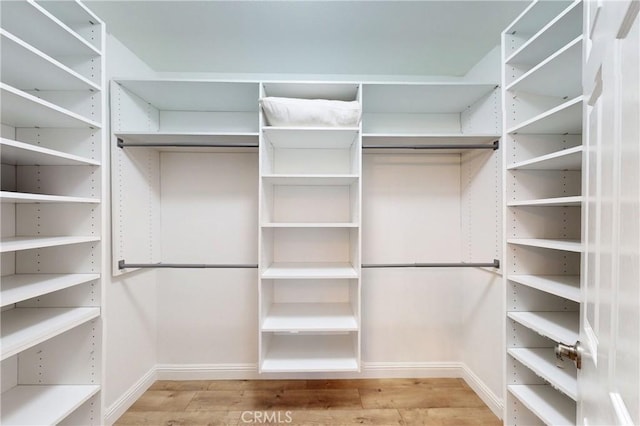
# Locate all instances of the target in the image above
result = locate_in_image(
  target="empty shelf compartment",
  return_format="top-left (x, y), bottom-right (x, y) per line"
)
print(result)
top-left (261, 334), bottom-right (358, 373)
top-left (262, 303), bottom-right (358, 332)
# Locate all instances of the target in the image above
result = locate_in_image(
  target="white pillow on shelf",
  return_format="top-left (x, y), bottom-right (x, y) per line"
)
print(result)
top-left (260, 97), bottom-right (361, 127)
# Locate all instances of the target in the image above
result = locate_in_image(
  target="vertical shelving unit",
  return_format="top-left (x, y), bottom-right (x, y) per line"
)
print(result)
top-left (0, 0), bottom-right (104, 424)
top-left (502, 1), bottom-right (583, 424)
top-left (259, 82), bottom-right (362, 373)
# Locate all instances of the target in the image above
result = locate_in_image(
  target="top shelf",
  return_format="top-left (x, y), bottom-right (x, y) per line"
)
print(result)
top-left (35, 0), bottom-right (103, 52)
top-left (115, 80), bottom-right (259, 112)
top-left (363, 83), bottom-right (497, 114)
top-left (262, 82), bottom-right (359, 101)
top-left (504, 0), bottom-right (574, 41)
top-left (0, 0), bottom-right (101, 57)
top-left (506, 1), bottom-right (583, 67)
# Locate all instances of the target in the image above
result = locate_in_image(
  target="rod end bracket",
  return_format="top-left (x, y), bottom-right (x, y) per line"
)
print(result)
top-left (492, 140), bottom-right (500, 150)
top-left (118, 259), bottom-right (126, 270)
top-left (493, 258), bottom-right (500, 268)
top-left (117, 138), bottom-right (124, 149)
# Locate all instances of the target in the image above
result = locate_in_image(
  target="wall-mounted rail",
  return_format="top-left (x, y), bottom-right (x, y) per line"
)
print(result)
top-left (119, 259), bottom-right (500, 270)
top-left (362, 141), bottom-right (499, 150)
top-left (362, 259), bottom-right (500, 268)
top-left (117, 138), bottom-right (259, 149)
top-left (118, 260), bottom-right (258, 269)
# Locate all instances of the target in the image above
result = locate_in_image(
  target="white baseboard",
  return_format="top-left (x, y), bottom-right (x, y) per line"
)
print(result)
top-left (156, 363), bottom-right (258, 380)
top-left (104, 366), bottom-right (157, 426)
top-left (461, 363), bottom-right (503, 420)
top-left (361, 361), bottom-right (462, 378)
top-left (155, 361), bottom-right (462, 380)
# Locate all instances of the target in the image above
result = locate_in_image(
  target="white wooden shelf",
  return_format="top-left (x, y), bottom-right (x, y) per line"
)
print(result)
top-left (263, 82), bottom-right (359, 101)
top-left (0, 138), bottom-right (100, 166)
top-left (1, 384), bottom-right (100, 426)
top-left (1, 29), bottom-right (100, 92)
top-left (508, 96), bottom-right (582, 135)
top-left (116, 79), bottom-right (259, 112)
top-left (507, 311), bottom-right (579, 344)
top-left (362, 83), bottom-right (497, 114)
top-left (1, 273), bottom-right (100, 307)
top-left (504, 1), bottom-right (573, 41)
top-left (262, 127), bottom-right (359, 149)
top-left (507, 36), bottom-right (582, 98)
top-left (506, 1), bottom-right (582, 67)
top-left (0, 236), bottom-right (100, 253)
top-left (0, 191), bottom-right (99, 204)
top-left (507, 238), bottom-right (582, 253)
top-left (262, 303), bottom-right (358, 332)
top-left (262, 175), bottom-right (358, 186)
top-left (262, 262), bottom-right (359, 279)
top-left (508, 384), bottom-right (576, 425)
top-left (508, 146), bottom-right (582, 171)
top-left (261, 334), bottom-right (358, 373)
top-left (508, 275), bottom-right (580, 303)
top-left (508, 347), bottom-right (577, 400)
top-left (1, 83), bottom-right (101, 129)
top-left (507, 196), bottom-right (582, 207)
top-left (261, 222), bottom-right (358, 228)
top-left (1, 307), bottom-right (100, 360)
top-left (35, 0), bottom-right (102, 50)
top-left (0, 0), bottom-right (101, 57)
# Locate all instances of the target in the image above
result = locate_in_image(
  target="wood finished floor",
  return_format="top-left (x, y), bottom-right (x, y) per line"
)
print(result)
top-left (116, 378), bottom-right (502, 425)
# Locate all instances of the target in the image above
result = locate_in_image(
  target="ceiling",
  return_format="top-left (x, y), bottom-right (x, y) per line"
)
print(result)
top-left (87, 1), bottom-right (529, 77)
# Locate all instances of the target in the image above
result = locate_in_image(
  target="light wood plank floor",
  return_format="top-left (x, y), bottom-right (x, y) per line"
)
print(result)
top-left (116, 378), bottom-right (502, 425)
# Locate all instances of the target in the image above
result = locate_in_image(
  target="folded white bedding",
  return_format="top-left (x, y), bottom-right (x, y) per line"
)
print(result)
top-left (260, 96), bottom-right (362, 127)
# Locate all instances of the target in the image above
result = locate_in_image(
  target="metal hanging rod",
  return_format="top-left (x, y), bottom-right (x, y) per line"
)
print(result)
top-left (119, 259), bottom-right (499, 270)
top-left (362, 140), bottom-right (499, 151)
top-left (117, 138), bottom-right (258, 149)
top-left (362, 259), bottom-right (500, 269)
top-left (118, 260), bottom-right (258, 270)
top-left (117, 139), bottom-right (498, 151)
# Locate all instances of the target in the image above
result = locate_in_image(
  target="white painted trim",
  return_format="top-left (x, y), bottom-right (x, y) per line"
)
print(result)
top-left (461, 363), bottom-right (503, 420)
top-left (104, 366), bottom-right (157, 426)
top-left (155, 361), bottom-right (463, 380)
top-left (610, 392), bottom-right (634, 426)
top-left (361, 361), bottom-right (462, 378)
top-left (156, 363), bottom-right (258, 380)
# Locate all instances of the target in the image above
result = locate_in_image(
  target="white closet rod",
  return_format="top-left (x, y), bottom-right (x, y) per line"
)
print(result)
top-left (119, 259), bottom-right (500, 270)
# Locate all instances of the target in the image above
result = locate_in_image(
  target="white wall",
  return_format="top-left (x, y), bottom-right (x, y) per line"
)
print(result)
top-left (103, 34), bottom-right (159, 422)
top-left (153, 151), bottom-right (468, 374)
top-left (157, 152), bottom-right (259, 366)
top-left (361, 153), bottom-right (463, 365)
